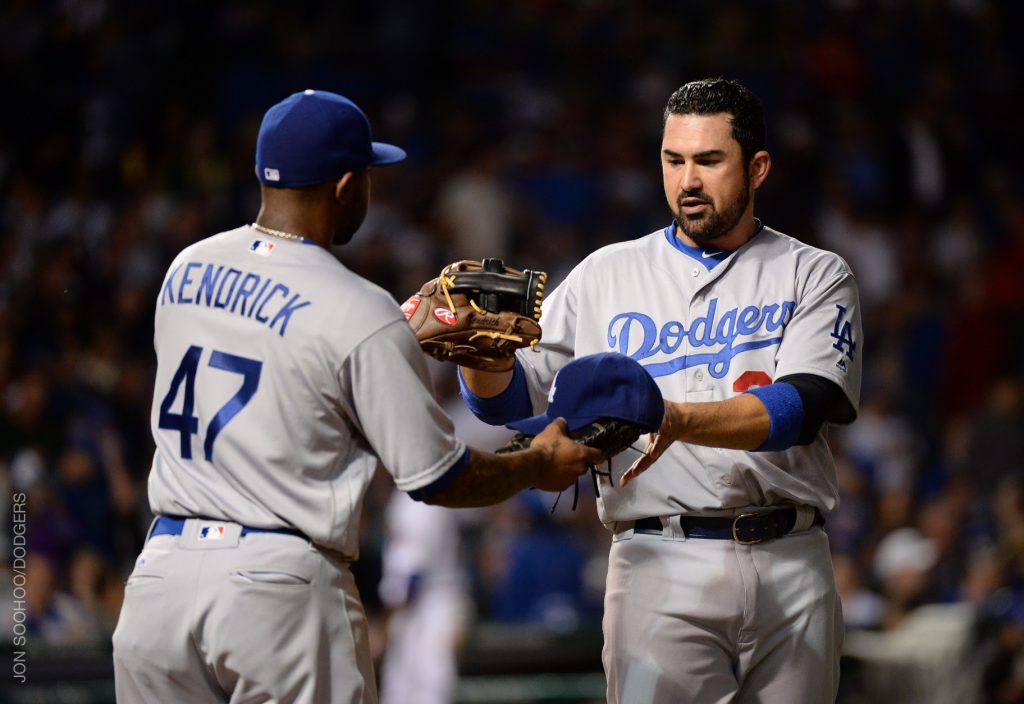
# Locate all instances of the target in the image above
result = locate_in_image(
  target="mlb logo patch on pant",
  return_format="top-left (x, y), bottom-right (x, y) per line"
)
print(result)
top-left (199, 524), bottom-right (226, 540)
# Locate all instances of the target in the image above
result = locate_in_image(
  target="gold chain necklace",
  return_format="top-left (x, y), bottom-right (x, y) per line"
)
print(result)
top-left (251, 222), bottom-right (305, 241)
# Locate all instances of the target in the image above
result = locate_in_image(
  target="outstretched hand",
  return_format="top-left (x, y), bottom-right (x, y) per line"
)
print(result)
top-left (529, 418), bottom-right (606, 492)
top-left (620, 402), bottom-right (682, 487)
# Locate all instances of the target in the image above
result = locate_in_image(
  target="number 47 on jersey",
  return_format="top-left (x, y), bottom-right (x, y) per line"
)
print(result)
top-left (158, 345), bottom-right (263, 462)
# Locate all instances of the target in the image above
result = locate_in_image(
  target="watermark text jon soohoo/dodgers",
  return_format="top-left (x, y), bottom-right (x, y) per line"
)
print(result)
top-left (11, 492), bottom-right (27, 683)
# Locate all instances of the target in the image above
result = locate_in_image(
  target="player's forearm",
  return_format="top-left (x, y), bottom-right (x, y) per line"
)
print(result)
top-left (458, 367), bottom-right (514, 398)
top-left (424, 448), bottom-right (544, 508)
top-left (622, 390), bottom-right (779, 486)
top-left (668, 394), bottom-right (771, 450)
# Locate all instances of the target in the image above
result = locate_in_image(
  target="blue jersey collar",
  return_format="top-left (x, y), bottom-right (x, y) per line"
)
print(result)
top-left (663, 218), bottom-right (763, 270)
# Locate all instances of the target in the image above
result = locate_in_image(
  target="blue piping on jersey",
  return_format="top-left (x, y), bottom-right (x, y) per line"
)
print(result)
top-left (458, 360), bottom-right (533, 425)
top-left (663, 218), bottom-right (764, 271)
top-left (408, 447), bottom-right (470, 502)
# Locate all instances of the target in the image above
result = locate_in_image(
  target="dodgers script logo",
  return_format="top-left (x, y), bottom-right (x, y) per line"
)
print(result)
top-left (607, 298), bottom-right (795, 378)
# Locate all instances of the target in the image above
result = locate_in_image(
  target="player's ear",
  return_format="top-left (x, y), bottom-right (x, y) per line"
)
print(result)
top-left (334, 172), bottom-right (354, 200)
top-left (749, 150), bottom-right (771, 190)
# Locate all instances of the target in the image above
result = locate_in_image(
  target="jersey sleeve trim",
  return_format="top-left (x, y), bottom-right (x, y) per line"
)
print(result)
top-left (407, 447), bottom-right (470, 502)
top-left (457, 361), bottom-right (533, 425)
top-left (391, 440), bottom-right (469, 493)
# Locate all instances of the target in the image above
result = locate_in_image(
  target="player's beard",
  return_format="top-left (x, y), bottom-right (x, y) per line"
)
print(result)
top-left (675, 177), bottom-right (751, 246)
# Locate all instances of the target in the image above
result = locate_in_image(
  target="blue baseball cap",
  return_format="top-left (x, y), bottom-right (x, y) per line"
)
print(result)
top-left (507, 352), bottom-right (665, 436)
top-left (255, 89), bottom-right (407, 187)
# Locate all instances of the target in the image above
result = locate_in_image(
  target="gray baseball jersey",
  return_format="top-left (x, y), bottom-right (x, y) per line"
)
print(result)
top-left (501, 221), bottom-right (860, 703)
top-left (147, 225), bottom-right (466, 557)
top-left (517, 223), bottom-right (862, 524)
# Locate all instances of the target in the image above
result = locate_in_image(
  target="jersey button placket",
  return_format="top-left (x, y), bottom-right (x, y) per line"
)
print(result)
top-left (687, 280), bottom-right (715, 398)
top-left (684, 283), bottom-right (702, 399)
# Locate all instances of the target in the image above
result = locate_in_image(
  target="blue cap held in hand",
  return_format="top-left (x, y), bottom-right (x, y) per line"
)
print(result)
top-left (507, 352), bottom-right (664, 436)
top-left (255, 89), bottom-right (406, 188)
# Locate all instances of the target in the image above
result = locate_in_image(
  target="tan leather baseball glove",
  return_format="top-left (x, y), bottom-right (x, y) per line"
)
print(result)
top-left (401, 259), bottom-right (547, 372)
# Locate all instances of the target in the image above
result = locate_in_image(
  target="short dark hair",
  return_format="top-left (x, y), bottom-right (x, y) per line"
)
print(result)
top-left (663, 78), bottom-right (767, 163)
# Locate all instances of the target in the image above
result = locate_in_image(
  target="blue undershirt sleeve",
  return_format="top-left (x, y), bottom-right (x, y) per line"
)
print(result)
top-left (457, 360), bottom-right (534, 425)
top-left (746, 383), bottom-right (804, 452)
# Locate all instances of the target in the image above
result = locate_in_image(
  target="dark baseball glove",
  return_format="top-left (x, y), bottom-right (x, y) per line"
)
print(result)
top-left (497, 418), bottom-right (647, 458)
top-left (498, 418), bottom-right (646, 512)
top-left (402, 259), bottom-right (547, 372)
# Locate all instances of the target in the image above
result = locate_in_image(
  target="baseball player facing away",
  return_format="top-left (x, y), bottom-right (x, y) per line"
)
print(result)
top-left (460, 78), bottom-right (862, 703)
top-left (111, 90), bottom-right (602, 704)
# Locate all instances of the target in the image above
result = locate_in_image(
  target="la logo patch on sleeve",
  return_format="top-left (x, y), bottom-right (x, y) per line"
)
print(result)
top-left (830, 304), bottom-right (856, 373)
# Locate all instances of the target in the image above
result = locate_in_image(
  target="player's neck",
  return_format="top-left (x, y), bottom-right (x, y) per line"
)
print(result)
top-left (254, 205), bottom-right (332, 248)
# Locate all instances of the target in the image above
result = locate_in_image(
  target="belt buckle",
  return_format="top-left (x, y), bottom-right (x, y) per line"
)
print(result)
top-left (731, 512), bottom-right (763, 545)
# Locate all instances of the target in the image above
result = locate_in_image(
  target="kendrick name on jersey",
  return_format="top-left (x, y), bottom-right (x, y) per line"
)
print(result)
top-left (159, 259), bottom-right (312, 338)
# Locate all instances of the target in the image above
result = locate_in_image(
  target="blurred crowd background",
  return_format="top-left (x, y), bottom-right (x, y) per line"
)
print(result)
top-left (2, 0), bottom-right (1023, 702)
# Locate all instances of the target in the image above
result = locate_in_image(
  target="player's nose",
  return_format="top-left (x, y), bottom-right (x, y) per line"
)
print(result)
top-left (677, 164), bottom-right (701, 193)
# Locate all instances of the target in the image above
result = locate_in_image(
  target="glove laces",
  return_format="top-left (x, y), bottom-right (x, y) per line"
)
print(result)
top-left (438, 265), bottom-right (540, 349)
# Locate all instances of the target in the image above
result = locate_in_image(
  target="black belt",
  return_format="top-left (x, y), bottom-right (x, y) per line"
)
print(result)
top-left (633, 507), bottom-right (824, 545)
top-left (149, 515), bottom-right (309, 542)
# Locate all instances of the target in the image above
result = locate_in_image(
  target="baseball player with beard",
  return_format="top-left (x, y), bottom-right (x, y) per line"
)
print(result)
top-left (110, 89), bottom-right (602, 704)
top-left (460, 78), bottom-right (862, 703)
